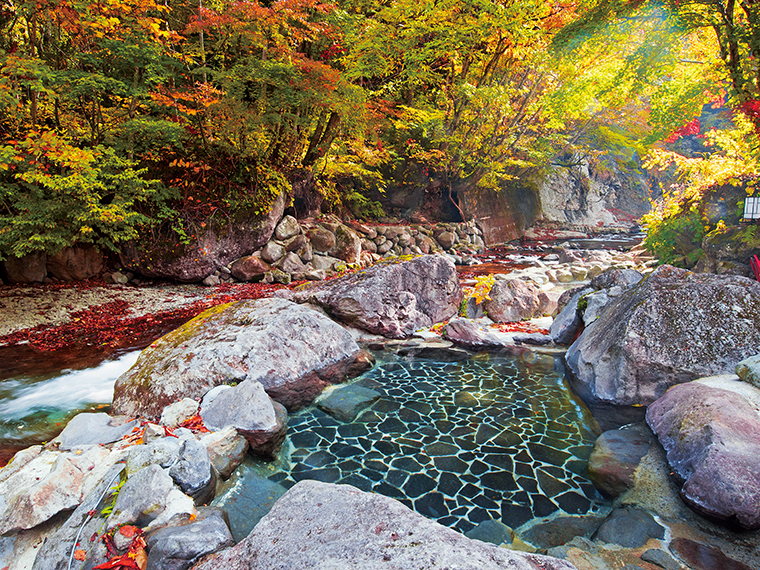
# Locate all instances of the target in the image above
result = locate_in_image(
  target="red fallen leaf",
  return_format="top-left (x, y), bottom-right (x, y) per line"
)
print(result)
top-left (74, 549), bottom-right (87, 561)
top-left (92, 554), bottom-right (140, 570)
top-left (119, 525), bottom-right (142, 538)
top-left (91, 532), bottom-right (99, 542)
top-left (0, 281), bottom-right (287, 351)
top-left (94, 536), bottom-right (147, 570)
top-left (163, 426), bottom-right (178, 438)
top-left (491, 322), bottom-right (549, 335)
top-left (102, 533), bottom-right (117, 558)
top-left (178, 415), bottom-right (210, 433)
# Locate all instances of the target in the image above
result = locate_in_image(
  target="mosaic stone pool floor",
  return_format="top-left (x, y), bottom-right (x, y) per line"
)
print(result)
top-left (266, 352), bottom-right (606, 533)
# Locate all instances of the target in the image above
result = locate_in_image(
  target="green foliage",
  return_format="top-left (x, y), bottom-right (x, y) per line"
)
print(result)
top-left (0, 131), bottom-right (169, 260)
top-left (643, 208), bottom-right (705, 265)
top-left (0, 0), bottom-right (753, 262)
top-left (458, 274), bottom-right (495, 316)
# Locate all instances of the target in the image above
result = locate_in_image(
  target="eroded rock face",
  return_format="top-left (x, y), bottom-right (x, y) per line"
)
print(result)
top-left (119, 192), bottom-right (285, 282)
top-left (566, 265), bottom-right (760, 414)
top-left (112, 298), bottom-right (371, 417)
top-left (483, 279), bottom-right (553, 323)
top-left (4, 252), bottom-right (46, 283)
top-left (46, 245), bottom-right (104, 281)
top-left (191, 481), bottom-right (576, 570)
top-left (288, 255), bottom-right (462, 338)
top-left (646, 379), bottom-right (760, 529)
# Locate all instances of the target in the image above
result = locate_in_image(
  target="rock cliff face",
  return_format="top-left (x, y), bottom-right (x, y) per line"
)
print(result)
top-left (537, 155), bottom-right (651, 231)
top-left (119, 191), bottom-right (287, 283)
top-left (458, 180), bottom-right (543, 245)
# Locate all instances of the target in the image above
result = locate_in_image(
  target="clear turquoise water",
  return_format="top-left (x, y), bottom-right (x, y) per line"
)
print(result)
top-left (264, 351), bottom-right (606, 533)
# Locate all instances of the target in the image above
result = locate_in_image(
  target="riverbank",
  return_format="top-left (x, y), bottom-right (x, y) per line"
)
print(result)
top-left (0, 280), bottom-right (285, 351)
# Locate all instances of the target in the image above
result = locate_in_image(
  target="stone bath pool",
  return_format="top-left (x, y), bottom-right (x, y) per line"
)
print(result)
top-left (239, 350), bottom-right (606, 535)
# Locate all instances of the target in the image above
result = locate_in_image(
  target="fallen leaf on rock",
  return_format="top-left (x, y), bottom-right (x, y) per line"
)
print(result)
top-left (178, 415), bottom-right (210, 433)
top-left (118, 525), bottom-right (141, 538)
top-left (74, 549), bottom-right (87, 561)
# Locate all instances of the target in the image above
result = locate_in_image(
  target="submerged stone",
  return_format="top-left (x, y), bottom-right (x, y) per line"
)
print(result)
top-left (213, 470), bottom-right (287, 542)
top-left (317, 384), bottom-right (381, 421)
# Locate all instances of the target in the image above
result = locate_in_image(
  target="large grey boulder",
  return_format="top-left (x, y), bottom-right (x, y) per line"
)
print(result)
top-left (107, 464), bottom-right (174, 529)
top-left (200, 427), bottom-right (249, 479)
top-left (288, 255), bottom-right (462, 339)
top-left (587, 424), bottom-right (652, 498)
top-left (329, 224), bottom-right (362, 263)
top-left (646, 378), bottom-right (760, 529)
top-left (589, 268), bottom-right (643, 290)
top-left (126, 438), bottom-right (181, 475)
top-left (307, 226), bottom-right (336, 252)
top-left (200, 382), bottom-right (288, 458)
top-left (112, 298), bottom-right (373, 417)
top-left (119, 191), bottom-right (285, 282)
top-left (31, 464), bottom-right (125, 570)
top-left (169, 439), bottom-right (216, 505)
top-left (274, 215), bottom-right (300, 241)
top-left (593, 507), bottom-right (664, 548)
top-left (483, 279), bottom-right (552, 323)
top-left (212, 469), bottom-right (288, 542)
top-left (316, 384), bottom-right (381, 422)
top-left (549, 289), bottom-right (591, 345)
top-left (191, 481), bottom-right (576, 570)
top-left (566, 265), bottom-right (760, 413)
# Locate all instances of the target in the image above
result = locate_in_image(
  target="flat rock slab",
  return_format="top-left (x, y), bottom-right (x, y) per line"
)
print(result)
top-left (192, 480), bottom-right (576, 570)
top-left (587, 424), bottom-right (652, 498)
top-left (520, 515), bottom-right (605, 549)
top-left (566, 265), bottom-right (760, 414)
top-left (646, 379), bottom-right (760, 529)
top-left (112, 298), bottom-right (372, 418)
top-left (670, 537), bottom-right (753, 570)
top-left (444, 317), bottom-right (505, 349)
top-left (0, 445), bottom-right (119, 535)
top-left (317, 384), bottom-right (381, 422)
top-left (465, 519), bottom-right (514, 545)
top-left (593, 507), bottom-right (664, 548)
top-left (288, 255), bottom-right (462, 338)
top-left (54, 412), bottom-right (138, 451)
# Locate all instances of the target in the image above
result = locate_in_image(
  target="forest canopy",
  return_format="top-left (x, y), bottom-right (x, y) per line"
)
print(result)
top-left (0, 0), bottom-right (755, 260)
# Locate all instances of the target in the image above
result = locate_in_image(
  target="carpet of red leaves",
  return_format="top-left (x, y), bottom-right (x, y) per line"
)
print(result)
top-left (0, 281), bottom-right (285, 351)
